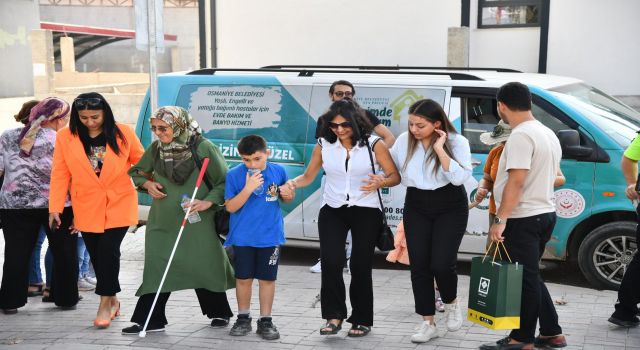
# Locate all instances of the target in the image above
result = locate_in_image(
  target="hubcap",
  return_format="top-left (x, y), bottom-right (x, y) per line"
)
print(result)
top-left (592, 235), bottom-right (637, 286)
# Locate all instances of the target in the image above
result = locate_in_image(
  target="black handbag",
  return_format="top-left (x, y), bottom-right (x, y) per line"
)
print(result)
top-left (364, 137), bottom-right (395, 252)
top-left (189, 138), bottom-right (230, 240)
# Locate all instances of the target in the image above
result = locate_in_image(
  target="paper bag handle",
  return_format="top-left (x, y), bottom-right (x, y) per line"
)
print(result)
top-left (483, 240), bottom-right (513, 264)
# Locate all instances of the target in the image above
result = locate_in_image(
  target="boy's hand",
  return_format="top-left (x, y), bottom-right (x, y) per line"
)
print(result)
top-left (279, 184), bottom-right (295, 200)
top-left (245, 171), bottom-right (264, 192)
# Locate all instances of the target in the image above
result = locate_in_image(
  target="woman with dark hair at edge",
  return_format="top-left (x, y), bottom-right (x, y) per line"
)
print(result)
top-left (286, 99), bottom-right (400, 337)
top-left (0, 97), bottom-right (76, 314)
top-left (389, 99), bottom-right (472, 343)
top-left (49, 92), bottom-right (145, 328)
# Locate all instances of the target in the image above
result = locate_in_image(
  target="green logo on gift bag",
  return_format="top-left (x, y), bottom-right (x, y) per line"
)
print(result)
top-left (478, 277), bottom-right (491, 296)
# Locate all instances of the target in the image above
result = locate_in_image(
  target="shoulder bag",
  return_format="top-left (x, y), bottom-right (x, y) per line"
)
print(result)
top-left (364, 137), bottom-right (395, 251)
top-left (189, 137), bottom-right (230, 241)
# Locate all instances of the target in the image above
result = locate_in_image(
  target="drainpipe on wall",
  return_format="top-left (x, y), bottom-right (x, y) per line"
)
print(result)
top-left (210, 0), bottom-right (217, 68)
top-left (538, 0), bottom-right (550, 73)
top-left (198, 0), bottom-right (206, 68)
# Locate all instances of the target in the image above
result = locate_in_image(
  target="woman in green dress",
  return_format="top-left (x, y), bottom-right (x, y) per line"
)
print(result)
top-left (122, 106), bottom-right (235, 334)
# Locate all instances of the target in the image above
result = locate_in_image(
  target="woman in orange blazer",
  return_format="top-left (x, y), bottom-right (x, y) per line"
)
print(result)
top-left (49, 92), bottom-right (144, 329)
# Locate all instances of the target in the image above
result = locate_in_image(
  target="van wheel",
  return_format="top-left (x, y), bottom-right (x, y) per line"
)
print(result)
top-left (577, 221), bottom-right (637, 290)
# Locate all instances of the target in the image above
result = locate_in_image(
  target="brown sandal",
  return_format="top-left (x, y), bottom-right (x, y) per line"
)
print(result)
top-left (27, 284), bottom-right (44, 297)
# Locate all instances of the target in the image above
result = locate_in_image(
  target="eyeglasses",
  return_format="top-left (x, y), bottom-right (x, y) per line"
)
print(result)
top-left (333, 91), bottom-right (353, 98)
top-left (328, 121), bottom-right (353, 129)
top-left (73, 97), bottom-right (102, 110)
top-left (151, 125), bottom-right (170, 133)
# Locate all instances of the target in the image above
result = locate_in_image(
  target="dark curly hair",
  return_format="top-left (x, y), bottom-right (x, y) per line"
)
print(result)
top-left (317, 99), bottom-right (373, 147)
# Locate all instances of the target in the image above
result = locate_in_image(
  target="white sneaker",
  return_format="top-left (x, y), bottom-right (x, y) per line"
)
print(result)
top-left (78, 278), bottom-right (95, 291)
top-left (444, 300), bottom-right (463, 331)
top-left (411, 320), bottom-right (438, 343)
top-left (84, 276), bottom-right (97, 285)
top-left (309, 259), bottom-right (321, 273)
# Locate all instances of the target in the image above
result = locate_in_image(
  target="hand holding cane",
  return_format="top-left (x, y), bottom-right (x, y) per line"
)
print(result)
top-left (139, 157), bottom-right (210, 337)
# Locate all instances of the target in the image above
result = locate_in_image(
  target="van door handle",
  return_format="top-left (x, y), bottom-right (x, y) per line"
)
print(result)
top-left (471, 158), bottom-right (481, 168)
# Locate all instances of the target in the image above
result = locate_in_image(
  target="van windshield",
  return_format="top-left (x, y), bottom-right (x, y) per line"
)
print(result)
top-left (551, 83), bottom-right (640, 148)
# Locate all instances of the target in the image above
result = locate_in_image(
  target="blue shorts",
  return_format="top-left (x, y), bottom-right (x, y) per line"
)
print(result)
top-left (232, 246), bottom-right (280, 281)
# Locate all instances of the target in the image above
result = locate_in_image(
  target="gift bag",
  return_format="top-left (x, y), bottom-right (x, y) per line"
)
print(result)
top-left (467, 241), bottom-right (523, 330)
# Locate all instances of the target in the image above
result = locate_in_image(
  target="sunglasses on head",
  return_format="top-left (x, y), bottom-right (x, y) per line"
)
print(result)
top-left (333, 91), bottom-right (353, 98)
top-left (491, 124), bottom-right (507, 137)
top-left (73, 97), bottom-right (102, 110)
top-left (151, 125), bottom-right (170, 133)
top-left (328, 121), bottom-right (353, 129)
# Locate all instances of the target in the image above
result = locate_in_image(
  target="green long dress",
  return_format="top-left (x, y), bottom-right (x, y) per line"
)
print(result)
top-left (129, 140), bottom-right (235, 296)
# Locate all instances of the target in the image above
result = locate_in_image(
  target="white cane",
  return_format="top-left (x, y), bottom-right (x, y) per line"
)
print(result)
top-left (139, 157), bottom-right (210, 337)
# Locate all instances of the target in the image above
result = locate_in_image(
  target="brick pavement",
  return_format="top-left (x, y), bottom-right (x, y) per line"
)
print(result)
top-left (0, 229), bottom-right (638, 349)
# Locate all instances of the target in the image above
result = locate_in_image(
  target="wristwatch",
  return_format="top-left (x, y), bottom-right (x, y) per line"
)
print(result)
top-left (493, 216), bottom-right (506, 225)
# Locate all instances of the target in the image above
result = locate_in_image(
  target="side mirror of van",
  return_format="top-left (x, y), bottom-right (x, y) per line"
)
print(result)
top-left (557, 129), bottom-right (593, 158)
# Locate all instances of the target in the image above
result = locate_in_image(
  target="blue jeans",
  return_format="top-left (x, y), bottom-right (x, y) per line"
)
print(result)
top-left (28, 226), bottom-right (53, 286)
top-left (77, 236), bottom-right (91, 279)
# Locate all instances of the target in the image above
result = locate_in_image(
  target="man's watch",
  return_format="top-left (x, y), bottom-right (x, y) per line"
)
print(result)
top-left (493, 216), bottom-right (507, 225)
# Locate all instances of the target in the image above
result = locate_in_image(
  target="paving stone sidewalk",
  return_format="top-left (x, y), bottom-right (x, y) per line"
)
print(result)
top-left (0, 229), bottom-right (638, 350)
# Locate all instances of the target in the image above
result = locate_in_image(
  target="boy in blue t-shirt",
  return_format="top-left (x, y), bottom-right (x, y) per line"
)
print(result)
top-left (224, 135), bottom-right (294, 340)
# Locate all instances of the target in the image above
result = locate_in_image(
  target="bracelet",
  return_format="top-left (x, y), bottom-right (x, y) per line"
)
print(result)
top-left (381, 178), bottom-right (387, 188)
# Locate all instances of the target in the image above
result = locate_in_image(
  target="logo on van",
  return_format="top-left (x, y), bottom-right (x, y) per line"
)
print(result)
top-left (554, 189), bottom-right (586, 218)
top-left (390, 90), bottom-right (424, 121)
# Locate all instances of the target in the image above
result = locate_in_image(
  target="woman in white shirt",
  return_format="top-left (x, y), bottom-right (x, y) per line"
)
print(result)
top-left (390, 99), bottom-right (472, 343)
top-left (288, 99), bottom-right (400, 337)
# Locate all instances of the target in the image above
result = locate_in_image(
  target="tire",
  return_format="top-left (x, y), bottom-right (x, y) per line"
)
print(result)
top-left (578, 221), bottom-right (637, 290)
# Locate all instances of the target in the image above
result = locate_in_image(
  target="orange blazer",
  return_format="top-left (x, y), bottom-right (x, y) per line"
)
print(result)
top-left (49, 123), bottom-right (144, 233)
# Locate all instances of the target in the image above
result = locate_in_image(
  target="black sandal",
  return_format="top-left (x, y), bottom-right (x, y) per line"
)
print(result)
top-left (42, 288), bottom-right (53, 303)
top-left (347, 324), bottom-right (371, 337)
top-left (319, 320), bottom-right (342, 335)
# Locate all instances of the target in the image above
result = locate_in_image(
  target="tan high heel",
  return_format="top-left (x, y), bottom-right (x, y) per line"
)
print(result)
top-left (93, 317), bottom-right (111, 329)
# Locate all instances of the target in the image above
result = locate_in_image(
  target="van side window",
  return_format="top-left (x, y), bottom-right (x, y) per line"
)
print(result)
top-left (461, 97), bottom-right (500, 154)
top-left (532, 102), bottom-right (572, 134)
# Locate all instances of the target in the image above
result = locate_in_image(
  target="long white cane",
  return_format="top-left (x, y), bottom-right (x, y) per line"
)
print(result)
top-left (139, 157), bottom-right (210, 337)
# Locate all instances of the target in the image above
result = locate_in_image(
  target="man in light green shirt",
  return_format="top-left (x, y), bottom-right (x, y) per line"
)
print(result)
top-left (608, 135), bottom-right (640, 327)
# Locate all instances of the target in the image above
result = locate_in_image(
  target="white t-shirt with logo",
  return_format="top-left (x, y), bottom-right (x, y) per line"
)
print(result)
top-left (493, 120), bottom-right (561, 219)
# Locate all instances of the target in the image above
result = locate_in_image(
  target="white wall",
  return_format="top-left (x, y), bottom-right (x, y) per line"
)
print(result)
top-left (216, 0), bottom-right (460, 68)
top-left (468, 0), bottom-right (540, 72)
top-left (547, 0), bottom-right (640, 95)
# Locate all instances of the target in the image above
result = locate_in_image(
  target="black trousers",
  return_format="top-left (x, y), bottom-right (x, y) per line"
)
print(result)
top-left (503, 212), bottom-right (562, 343)
top-left (82, 226), bottom-right (127, 296)
top-left (131, 289), bottom-right (233, 327)
top-left (612, 205), bottom-right (640, 320)
top-left (0, 207), bottom-right (78, 309)
top-left (318, 204), bottom-right (381, 326)
top-left (403, 184), bottom-right (468, 316)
